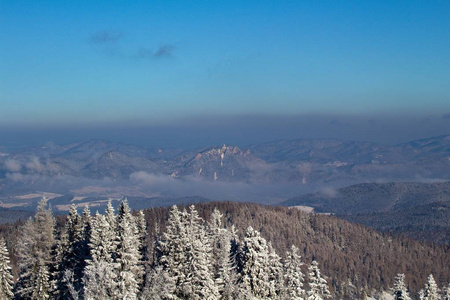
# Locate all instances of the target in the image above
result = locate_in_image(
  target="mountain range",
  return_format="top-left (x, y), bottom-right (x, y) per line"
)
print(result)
top-left (1, 134), bottom-right (449, 183)
top-left (0, 134), bottom-right (449, 213)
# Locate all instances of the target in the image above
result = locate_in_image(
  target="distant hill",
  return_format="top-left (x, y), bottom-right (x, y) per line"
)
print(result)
top-left (340, 201), bottom-right (450, 245)
top-left (282, 182), bottom-right (450, 244)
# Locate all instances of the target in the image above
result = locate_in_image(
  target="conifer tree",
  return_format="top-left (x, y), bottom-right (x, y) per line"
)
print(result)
top-left (267, 242), bottom-right (283, 298)
top-left (391, 273), bottom-right (411, 300)
top-left (284, 245), bottom-right (306, 300)
top-left (115, 200), bottom-right (143, 299)
top-left (181, 205), bottom-right (219, 299)
top-left (422, 274), bottom-right (440, 300)
top-left (221, 225), bottom-right (244, 300)
top-left (155, 205), bottom-right (188, 297)
top-left (54, 205), bottom-right (87, 299)
top-left (106, 201), bottom-right (117, 232)
top-left (136, 210), bottom-right (147, 259)
top-left (83, 213), bottom-right (118, 299)
top-left (15, 198), bottom-right (55, 300)
top-left (135, 210), bottom-right (148, 290)
top-left (240, 226), bottom-right (272, 299)
top-left (208, 208), bottom-right (233, 296)
top-left (307, 260), bottom-right (331, 300)
top-left (0, 238), bottom-right (14, 299)
top-left (82, 205), bottom-right (92, 252)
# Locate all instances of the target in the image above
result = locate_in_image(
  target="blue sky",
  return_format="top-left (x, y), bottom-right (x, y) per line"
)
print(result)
top-left (1, 0), bottom-right (450, 128)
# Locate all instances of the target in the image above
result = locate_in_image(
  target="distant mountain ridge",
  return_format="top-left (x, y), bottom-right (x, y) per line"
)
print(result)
top-left (1, 134), bottom-right (449, 184)
top-left (1, 135), bottom-right (449, 213)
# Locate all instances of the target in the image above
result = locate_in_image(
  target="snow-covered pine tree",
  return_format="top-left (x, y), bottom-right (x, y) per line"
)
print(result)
top-left (240, 226), bottom-right (272, 299)
top-left (267, 242), bottom-right (283, 298)
top-left (82, 205), bottom-right (92, 255)
top-left (307, 260), bottom-right (331, 300)
top-left (115, 199), bottom-right (143, 299)
top-left (135, 210), bottom-right (147, 259)
top-left (83, 212), bottom-right (118, 299)
top-left (54, 204), bottom-right (87, 299)
top-left (179, 205), bottom-right (218, 299)
top-left (284, 245), bottom-right (306, 300)
top-left (208, 208), bottom-right (233, 296)
top-left (15, 198), bottom-right (56, 300)
top-left (135, 210), bottom-right (148, 290)
top-left (221, 224), bottom-right (247, 300)
top-left (106, 200), bottom-right (117, 232)
top-left (154, 205), bottom-right (188, 297)
top-left (0, 237), bottom-right (14, 299)
top-left (391, 273), bottom-right (411, 300)
top-left (422, 274), bottom-right (440, 300)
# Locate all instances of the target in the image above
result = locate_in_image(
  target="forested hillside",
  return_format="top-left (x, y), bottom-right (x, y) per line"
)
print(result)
top-left (0, 200), bottom-right (448, 299)
top-left (282, 182), bottom-right (450, 245)
top-left (142, 202), bottom-right (450, 298)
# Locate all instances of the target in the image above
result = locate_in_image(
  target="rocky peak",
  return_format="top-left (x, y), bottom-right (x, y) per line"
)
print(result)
top-left (196, 145), bottom-right (251, 160)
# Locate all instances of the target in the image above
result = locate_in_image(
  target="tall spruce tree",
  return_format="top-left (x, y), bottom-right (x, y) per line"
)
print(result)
top-left (208, 208), bottom-right (233, 296)
top-left (284, 245), bottom-right (306, 300)
top-left (115, 200), bottom-right (143, 299)
top-left (392, 273), bottom-right (411, 300)
top-left (15, 198), bottom-right (55, 300)
top-left (181, 205), bottom-right (218, 299)
top-left (83, 212), bottom-right (118, 299)
top-left (267, 242), bottom-right (283, 298)
top-left (307, 260), bottom-right (331, 300)
top-left (221, 225), bottom-right (244, 300)
top-left (106, 201), bottom-right (117, 232)
top-left (155, 205), bottom-right (188, 297)
top-left (240, 226), bottom-right (272, 299)
top-left (0, 238), bottom-right (14, 299)
top-left (135, 210), bottom-right (148, 291)
top-left (54, 205), bottom-right (87, 299)
top-left (423, 274), bottom-right (440, 300)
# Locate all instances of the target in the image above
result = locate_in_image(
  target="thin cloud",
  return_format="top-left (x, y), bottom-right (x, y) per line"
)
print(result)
top-left (25, 157), bottom-right (44, 172)
top-left (154, 44), bottom-right (176, 58)
top-left (135, 44), bottom-right (177, 59)
top-left (5, 159), bottom-right (21, 172)
top-left (89, 31), bottom-right (123, 44)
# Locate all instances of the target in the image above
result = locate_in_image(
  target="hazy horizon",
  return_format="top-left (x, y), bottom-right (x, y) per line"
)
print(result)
top-left (0, 113), bottom-right (449, 151)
